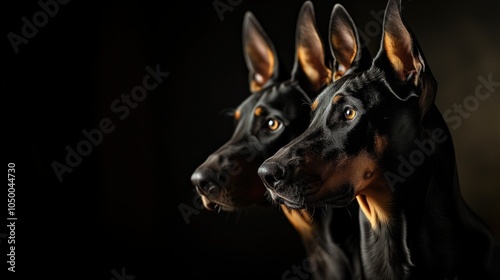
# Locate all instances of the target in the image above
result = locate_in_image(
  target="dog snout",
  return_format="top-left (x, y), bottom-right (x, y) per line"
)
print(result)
top-left (258, 161), bottom-right (286, 191)
top-left (190, 168), bottom-right (221, 197)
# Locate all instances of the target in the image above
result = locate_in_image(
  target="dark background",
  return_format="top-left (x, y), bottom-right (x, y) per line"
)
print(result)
top-left (4, 0), bottom-right (500, 279)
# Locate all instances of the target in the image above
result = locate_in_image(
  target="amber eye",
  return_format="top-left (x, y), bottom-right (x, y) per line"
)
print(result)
top-left (344, 107), bottom-right (356, 120)
top-left (267, 118), bottom-right (282, 131)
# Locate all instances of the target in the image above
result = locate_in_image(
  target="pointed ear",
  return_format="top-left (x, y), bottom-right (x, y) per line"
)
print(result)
top-left (375, 0), bottom-right (436, 117)
top-left (242, 12), bottom-right (279, 93)
top-left (329, 4), bottom-right (372, 81)
top-left (291, 1), bottom-right (331, 93)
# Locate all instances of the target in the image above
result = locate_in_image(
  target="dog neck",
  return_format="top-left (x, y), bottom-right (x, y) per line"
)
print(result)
top-left (356, 176), bottom-right (414, 280)
top-left (396, 107), bottom-right (499, 278)
top-left (356, 177), bottom-right (393, 230)
top-left (280, 205), bottom-right (354, 280)
top-left (358, 209), bottom-right (413, 280)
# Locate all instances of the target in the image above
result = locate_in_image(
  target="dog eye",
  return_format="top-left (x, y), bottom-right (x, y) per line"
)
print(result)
top-left (267, 118), bottom-right (282, 131)
top-left (344, 107), bottom-right (357, 120)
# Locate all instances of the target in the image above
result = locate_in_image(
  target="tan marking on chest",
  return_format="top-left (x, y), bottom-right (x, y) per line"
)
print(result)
top-left (281, 205), bottom-right (314, 237)
top-left (356, 176), bottom-right (393, 229)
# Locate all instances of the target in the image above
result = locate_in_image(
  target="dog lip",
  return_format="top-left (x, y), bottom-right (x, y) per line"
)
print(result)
top-left (322, 186), bottom-right (355, 207)
top-left (202, 196), bottom-right (237, 212)
top-left (300, 182), bottom-right (321, 196)
top-left (267, 188), bottom-right (304, 209)
top-left (266, 188), bottom-right (279, 200)
top-left (282, 200), bottom-right (304, 209)
top-left (299, 183), bottom-right (355, 208)
top-left (195, 186), bottom-right (205, 196)
top-left (200, 195), bottom-right (217, 211)
top-left (293, 173), bottom-right (322, 196)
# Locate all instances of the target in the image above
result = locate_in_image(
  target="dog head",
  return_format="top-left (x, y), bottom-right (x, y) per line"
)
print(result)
top-left (191, 2), bottom-right (337, 211)
top-left (259, 0), bottom-right (437, 227)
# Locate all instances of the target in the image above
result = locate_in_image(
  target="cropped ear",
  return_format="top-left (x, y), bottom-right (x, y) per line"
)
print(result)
top-left (291, 1), bottom-right (331, 93)
top-left (375, 0), bottom-right (436, 117)
top-left (243, 12), bottom-right (280, 93)
top-left (329, 4), bottom-right (372, 81)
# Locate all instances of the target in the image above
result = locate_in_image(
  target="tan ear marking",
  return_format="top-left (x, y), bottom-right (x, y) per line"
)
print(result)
top-left (384, 33), bottom-right (421, 85)
top-left (266, 49), bottom-right (276, 79)
top-left (332, 31), bottom-right (357, 66)
top-left (294, 4), bottom-right (330, 91)
top-left (298, 46), bottom-right (321, 86)
top-left (384, 35), bottom-right (405, 80)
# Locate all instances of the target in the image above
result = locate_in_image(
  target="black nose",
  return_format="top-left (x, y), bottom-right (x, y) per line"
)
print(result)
top-left (190, 168), bottom-right (220, 196)
top-left (258, 161), bottom-right (286, 190)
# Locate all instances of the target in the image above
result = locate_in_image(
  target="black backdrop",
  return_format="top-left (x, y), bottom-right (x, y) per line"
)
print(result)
top-left (5, 0), bottom-right (500, 279)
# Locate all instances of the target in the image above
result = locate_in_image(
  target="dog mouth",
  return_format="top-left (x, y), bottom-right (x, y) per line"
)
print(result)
top-left (196, 186), bottom-right (266, 211)
top-left (269, 182), bottom-right (354, 209)
top-left (200, 195), bottom-right (237, 212)
top-left (266, 189), bottom-right (304, 209)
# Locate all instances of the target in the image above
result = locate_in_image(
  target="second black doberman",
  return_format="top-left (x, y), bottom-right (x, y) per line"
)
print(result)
top-left (259, 0), bottom-right (500, 279)
top-left (191, 2), bottom-right (371, 279)
top-left (191, 1), bottom-right (333, 212)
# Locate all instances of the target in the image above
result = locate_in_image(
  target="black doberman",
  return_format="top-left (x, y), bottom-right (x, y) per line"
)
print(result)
top-left (259, 0), bottom-right (500, 279)
top-left (191, 2), bottom-right (371, 279)
top-left (191, 1), bottom-right (332, 211)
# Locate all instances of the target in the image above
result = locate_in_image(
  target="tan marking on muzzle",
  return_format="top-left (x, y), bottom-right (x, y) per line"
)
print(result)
top-left (319, 150), bottom-right (393, 228)
top-left (321, 151), bottom-right (376, 194)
